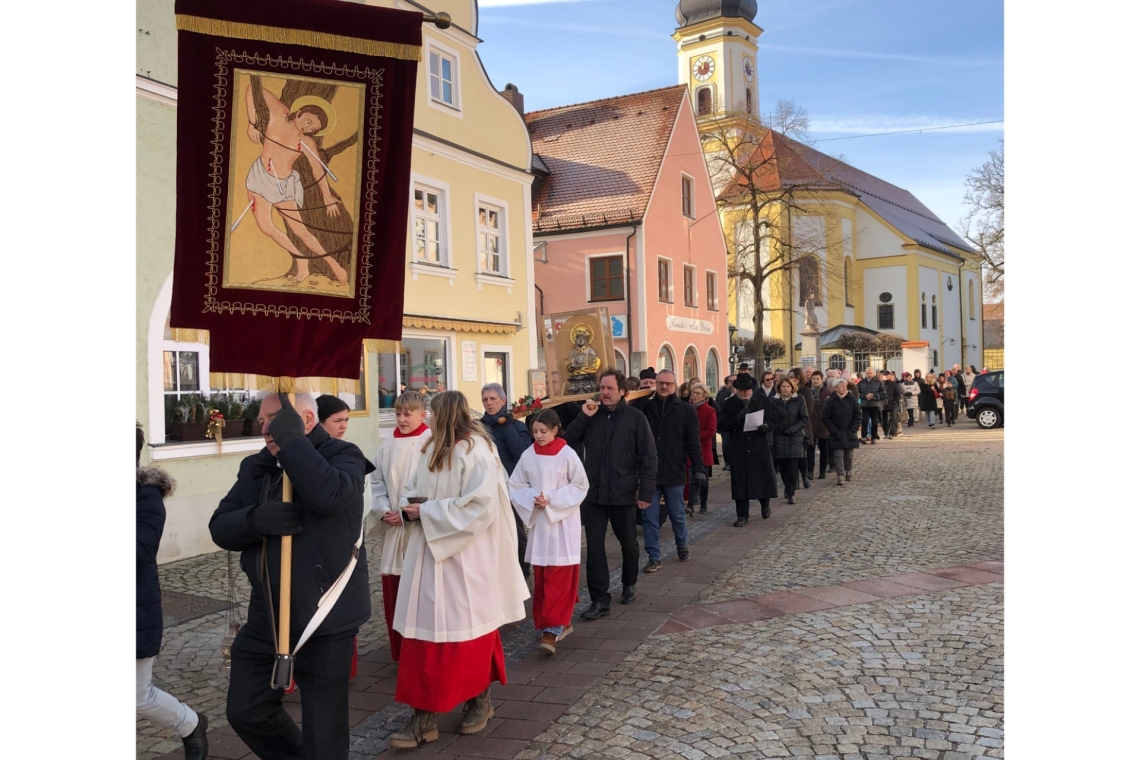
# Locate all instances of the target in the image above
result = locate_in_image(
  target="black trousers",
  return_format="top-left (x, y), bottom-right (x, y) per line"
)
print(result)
top-left (735, 497), bottom-right (769, 518)
top-left (862, 407), bottom-right (880, 440)
top-left (775, 458), bottom-right (801, 497)
top-left (810, 438), bottom-right (830, 476)
top-left (227, 624), bottom-right (356, 760)
top-left (581, 501), bottom-right (639, 606)
top-left (514, 511), bottom-right (530, 580)
top-left (800, 439), bottom-right (813, 477)
top-left (906, 408), bottom-right (915, 425)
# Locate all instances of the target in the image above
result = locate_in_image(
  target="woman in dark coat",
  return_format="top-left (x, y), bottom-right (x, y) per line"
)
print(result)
top-left (137, 424), bottom-right (209, 759)
top-left (789, 369), bottom-right (814, 489)
top-left (717, 376), bottom-right (778, 525)
top-left (821, 381), bottom-right (861, 485)
top-left (768, 378), bottom-right (810, 505)
top-left (917, 372), bottom-right (938, 427)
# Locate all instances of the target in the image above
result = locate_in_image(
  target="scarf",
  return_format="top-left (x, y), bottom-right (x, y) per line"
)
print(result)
top-left (534, 438), bottom-right (568, 457)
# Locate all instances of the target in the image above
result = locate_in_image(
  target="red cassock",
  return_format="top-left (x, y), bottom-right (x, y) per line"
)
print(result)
top-left (532, 564), bottom-right (580, 630)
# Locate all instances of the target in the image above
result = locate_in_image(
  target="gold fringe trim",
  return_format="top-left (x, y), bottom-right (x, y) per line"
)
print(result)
top-left (176, 15), bottom-right (422, 62)
top-left (209, 373), bottom-right (360, 395)
top-left (171, 327), bottom-right (211, 345)
top-left (403, 315), bottom-right (519, 335)
top-left (363, 339), bottom-right (404, 354)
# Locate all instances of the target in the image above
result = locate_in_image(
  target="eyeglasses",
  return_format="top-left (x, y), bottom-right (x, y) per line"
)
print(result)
top-left (657, 381), bottom-right (676, 388)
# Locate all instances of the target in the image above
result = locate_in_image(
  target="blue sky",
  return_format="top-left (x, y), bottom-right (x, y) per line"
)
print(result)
top-left (475, 0), bottom-right (1004, 229)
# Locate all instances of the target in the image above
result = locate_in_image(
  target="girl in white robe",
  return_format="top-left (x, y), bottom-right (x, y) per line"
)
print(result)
top-left (508, 409), bottom-right (588, 654)
top-left (371, 391), bottom-right (430, 662)
top-left (387, 391), bottom-right (529, 749)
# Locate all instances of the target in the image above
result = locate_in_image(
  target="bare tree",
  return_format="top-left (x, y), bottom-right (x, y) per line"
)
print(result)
top-left (702, 103), bottom-right (851, 346)
top-left (957, 140), bottom-right (1004, 301)
top-left (761, 99), bottom-right (811, 142)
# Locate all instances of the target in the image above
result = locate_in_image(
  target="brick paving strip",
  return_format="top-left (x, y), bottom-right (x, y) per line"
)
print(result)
top-left (147, 424), bottom-right (1000, 759)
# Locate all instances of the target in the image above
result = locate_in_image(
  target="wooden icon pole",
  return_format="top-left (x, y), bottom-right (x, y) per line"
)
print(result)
top-left (277, 392), bottom-right (295, 657)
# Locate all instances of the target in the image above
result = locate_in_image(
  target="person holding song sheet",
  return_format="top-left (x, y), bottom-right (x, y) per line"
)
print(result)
top-left (209, 393), bottom-right (374, 760)
top-left (387, 392), bottom-right (528, 749)
top-left (717, 375), bottom-right (779, 525)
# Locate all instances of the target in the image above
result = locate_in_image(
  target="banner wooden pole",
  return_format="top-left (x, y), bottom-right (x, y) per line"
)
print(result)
top-left (278, 392), bottom-right (295, 658)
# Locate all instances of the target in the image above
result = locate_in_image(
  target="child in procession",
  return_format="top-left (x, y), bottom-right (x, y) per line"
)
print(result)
top-left (508, 409), bottom-right (589, 654)
top-left (371, 391), bottom-right (431, 661)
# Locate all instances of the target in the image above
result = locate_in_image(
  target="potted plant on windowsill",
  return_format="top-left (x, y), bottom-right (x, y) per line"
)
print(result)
top-left (166, 394), bottom-right (211, 442)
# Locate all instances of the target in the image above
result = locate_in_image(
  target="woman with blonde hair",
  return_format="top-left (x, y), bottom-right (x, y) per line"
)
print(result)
top-left (387, 392), bottom-right (529, 749)
top-left (686, 382), bottom-right (718, 514)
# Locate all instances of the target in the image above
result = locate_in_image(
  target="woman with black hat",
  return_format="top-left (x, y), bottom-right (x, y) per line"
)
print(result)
top-left (716, 375), bottom-right (778, 525)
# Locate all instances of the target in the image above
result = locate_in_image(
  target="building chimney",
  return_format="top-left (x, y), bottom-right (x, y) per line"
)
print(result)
top-left (501, 83), bottom-right (525, 117)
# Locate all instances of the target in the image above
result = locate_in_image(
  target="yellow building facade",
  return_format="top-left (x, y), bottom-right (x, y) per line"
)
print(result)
top-left (672, 0), bottom-right (983, 372)
top-left (136, 0), bottom-right (534, 562)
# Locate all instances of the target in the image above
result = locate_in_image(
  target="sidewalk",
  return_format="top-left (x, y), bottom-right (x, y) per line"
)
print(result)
top-left (142, 422), bottom-right (1003, 759)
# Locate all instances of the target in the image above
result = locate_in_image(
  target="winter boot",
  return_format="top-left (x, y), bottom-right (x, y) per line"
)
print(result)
top-left (459, 687), bottom-right (494, 735)
top-left (182, 712), bottom-right (208, 760)
top-left (389, 710), bottom-right (439, 749)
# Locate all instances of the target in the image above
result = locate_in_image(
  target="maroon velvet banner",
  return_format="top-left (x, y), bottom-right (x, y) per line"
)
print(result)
top-left (170, 0), bottom-right (420, 381)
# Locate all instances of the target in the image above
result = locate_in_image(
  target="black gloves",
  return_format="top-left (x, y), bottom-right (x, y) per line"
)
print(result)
top-left (250, 500), bottom-right (304, 536)
top-left (757, 423), bottom-right (769, 434)
top-left (693, 469), bottom-right (708, 485)
top-left (268, 393), bottom-right (306, 448)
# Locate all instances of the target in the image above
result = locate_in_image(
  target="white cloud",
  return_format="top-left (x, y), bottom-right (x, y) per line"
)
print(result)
top-left (812, 115), bottom-right (1005, 135)
top-left (763, 43), bottom-right (1002, 68)
top-left (479, 15), bottom-right (659, 38)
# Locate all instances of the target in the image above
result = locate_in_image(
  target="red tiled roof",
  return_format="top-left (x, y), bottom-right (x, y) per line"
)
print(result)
top-left (526, 86), bottom-right (688, 233)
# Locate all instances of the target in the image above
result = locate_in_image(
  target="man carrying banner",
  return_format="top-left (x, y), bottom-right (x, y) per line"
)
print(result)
top-left (209, 393), bottom-right (374, 760)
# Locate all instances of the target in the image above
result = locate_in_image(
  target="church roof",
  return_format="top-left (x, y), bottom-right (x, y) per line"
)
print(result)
top-left (721, 129), bottom-right (975, 260)
top-left (675, 0), bottom-right (758, 27)
top-left (526, 86), bottom-right (688, 234)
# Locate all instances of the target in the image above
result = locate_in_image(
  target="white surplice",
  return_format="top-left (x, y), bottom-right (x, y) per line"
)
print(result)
top-left (371, 429), bottom-right (431, 576)
top-left (394, 436), bottom-right (530, 642)
top-left (508, 445), bottom-right (588, 566)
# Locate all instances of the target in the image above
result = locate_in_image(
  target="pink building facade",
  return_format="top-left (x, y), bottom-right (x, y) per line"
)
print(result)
top-left (528, 86), bottom-right (729, 387)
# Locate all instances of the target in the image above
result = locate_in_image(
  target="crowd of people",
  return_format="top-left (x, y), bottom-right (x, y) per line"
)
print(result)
top-left (135, 360), bottom-right (982, 758)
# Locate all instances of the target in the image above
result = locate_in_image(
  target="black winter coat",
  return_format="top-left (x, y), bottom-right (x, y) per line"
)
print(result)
top-left (715, 386), bottom-right (734, 409)
top-left (917, 379), bottom-right (938, 412)
top-left (822, 393), bottom-right (862, 449)
top-left (563, 398), bottom-right (657, 505)
top-left (856, 378), bottom-right (887, 409)
top-left (768, 394), bottom-right (809, 460)
top-left (641, 395), bottom-right (705, 487)
top-left (480, 411), bottom-right (532, 475)
top-left (883, 379), bottom-right (902, 408)
top-left (717, 393), bottom-right (778, 500)
top-left (137, 466), bottom-right (175, 659)
top-left (807, 384), bottom-right (831, 440)
top-left (209, 425), bottom-right (375, 646)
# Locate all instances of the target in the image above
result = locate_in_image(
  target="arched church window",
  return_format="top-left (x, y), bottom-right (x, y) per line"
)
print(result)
top-left (697, 87), bottom-right (713, 116)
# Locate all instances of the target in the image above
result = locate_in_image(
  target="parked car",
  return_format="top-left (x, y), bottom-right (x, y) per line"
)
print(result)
top-left (966, 370), bottom-right (1004, 429)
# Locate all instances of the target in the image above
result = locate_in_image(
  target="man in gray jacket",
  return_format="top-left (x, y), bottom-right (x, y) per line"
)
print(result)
top-left (856, 369), bottom-right (887, 443)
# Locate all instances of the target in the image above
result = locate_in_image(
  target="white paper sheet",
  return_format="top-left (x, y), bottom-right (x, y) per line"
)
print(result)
top-left (743, 410), bottom-right (765, 432)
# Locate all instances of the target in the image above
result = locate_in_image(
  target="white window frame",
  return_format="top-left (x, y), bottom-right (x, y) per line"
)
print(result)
top-left (658, 256), bottom-right (673, 303)
top-left (705, 269), bottom-right (719, 311)
top-left (409, 174), bottom-right (456, 284)
top-left (657, 341), bottom-right (677, 373)
top-left (705, 346), bottom-right (721, 388)
top-left (427, 40), bottom-right (463, 117)
top-left (683, 263), bottom-right (698, 308)
top-left (681, 172), bottom-right (695, 219)
top-left (473, 193), bottom-right (515, 293)
top-left (613, 346), bottom-right (628, 376)
top-left (479, 344), bottom-right (515, 400)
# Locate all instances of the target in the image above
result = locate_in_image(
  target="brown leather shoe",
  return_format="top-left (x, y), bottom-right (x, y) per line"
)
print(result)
top-left (537, 632), bottom-right (557, 654)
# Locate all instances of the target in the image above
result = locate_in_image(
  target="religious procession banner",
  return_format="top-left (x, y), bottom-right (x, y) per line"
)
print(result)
top-left (170, 0), bottom-right (421, 384)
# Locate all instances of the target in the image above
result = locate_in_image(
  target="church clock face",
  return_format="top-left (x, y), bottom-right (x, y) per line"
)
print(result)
top-left (743, 57), bottom-right (755, 82)
top-left (693, 55), bottom-right (715, 82)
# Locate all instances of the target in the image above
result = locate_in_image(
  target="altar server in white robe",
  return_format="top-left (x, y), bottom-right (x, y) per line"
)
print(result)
top-left (508, 409), bottom-right (588, 655)
top-left (387, 391), bottom-right (529, 750)
top-left (371, 391), bottom-right (431, 662)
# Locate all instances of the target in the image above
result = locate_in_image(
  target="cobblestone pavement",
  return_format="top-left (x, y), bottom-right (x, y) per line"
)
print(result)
top-left (138, 423), bottom-right (1002, 760)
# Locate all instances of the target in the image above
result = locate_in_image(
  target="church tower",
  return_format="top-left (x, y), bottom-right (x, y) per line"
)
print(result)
top-left (673, 0), bottom-right (763, 121)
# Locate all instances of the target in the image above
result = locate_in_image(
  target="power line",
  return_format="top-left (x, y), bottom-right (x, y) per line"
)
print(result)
top-left (814, 120), bottom-right (1004, 142)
